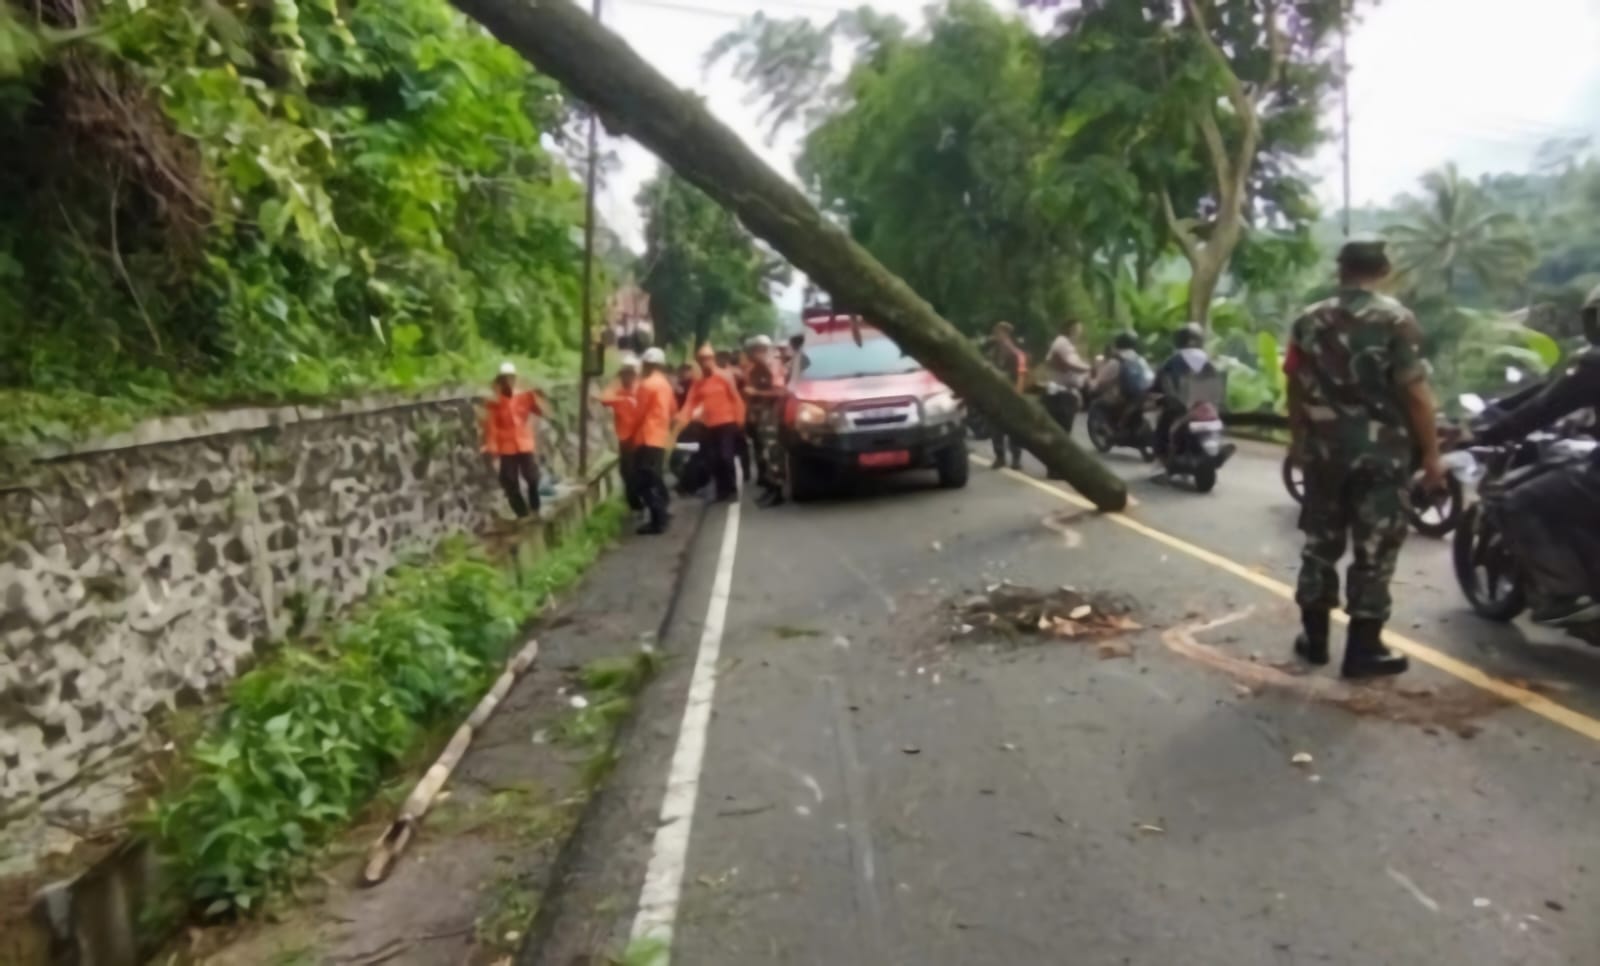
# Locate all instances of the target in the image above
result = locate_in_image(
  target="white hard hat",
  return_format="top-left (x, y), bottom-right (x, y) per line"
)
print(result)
top-left (746, 334), bottom-right (774, 349)
top-left (497, 361), bottom-right (516, 376)
top-left (641, 347), bottom-right (666, 365)
top-left (618, 353), bottom-right (640, 370)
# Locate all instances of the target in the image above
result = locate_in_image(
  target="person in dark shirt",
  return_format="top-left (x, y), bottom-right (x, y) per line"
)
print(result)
top-left (1475, 285), bottom-right (1600, 624)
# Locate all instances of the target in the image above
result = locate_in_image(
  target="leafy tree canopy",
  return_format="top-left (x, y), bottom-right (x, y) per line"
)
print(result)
top-left (635, 169), bottom-right (790, 351)
top-left (1, 0), bottom-right (594, 447)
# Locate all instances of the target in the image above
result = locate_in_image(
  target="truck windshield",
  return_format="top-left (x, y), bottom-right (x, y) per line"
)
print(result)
top-left (799, 337), bottom-right (923, 380)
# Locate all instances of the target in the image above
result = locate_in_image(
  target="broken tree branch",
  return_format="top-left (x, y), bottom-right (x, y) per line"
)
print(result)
top-left (449, 0), bottom-right (1127, 511)
top-left (360, 636), bottom-right (541, 886)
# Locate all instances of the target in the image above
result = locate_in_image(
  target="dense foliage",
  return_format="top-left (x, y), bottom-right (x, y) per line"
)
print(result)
top-left (1, 0), bottom-right (591, 448)
top-left (151, 502), bottom-right (624, 918)
top-left (635, 169), bottom-right (789, 350)
top-left (712, 0), bottom-right (1347, 341)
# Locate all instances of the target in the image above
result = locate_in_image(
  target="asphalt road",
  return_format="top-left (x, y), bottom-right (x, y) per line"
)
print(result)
top-left (533, 436), bottom-right (1600, 966)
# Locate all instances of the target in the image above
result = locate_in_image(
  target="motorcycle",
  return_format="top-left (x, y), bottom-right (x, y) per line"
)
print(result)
top-left (1281, 430), bottom-right (1466, 538)
top-left (1451, 404), bottom-right (1600, 646)
top-left (1160, 400), bottom-right (1236, 493)
top-left (1086, 397), bottom-right (1156, 462)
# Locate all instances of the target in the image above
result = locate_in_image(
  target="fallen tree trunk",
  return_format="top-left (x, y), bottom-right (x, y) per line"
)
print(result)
top-left (449, 0), bottom-right (1127, 512)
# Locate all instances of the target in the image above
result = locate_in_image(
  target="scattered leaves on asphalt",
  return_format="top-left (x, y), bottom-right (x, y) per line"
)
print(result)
top-left (951, 584), bottom-right (1140, 646)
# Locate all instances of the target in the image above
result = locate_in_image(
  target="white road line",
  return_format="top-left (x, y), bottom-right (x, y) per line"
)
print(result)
top-left (630, 500), bottom-right (742, 958)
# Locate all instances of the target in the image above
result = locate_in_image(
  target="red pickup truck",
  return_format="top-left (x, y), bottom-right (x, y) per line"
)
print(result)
top-left (782, 310), bottom-right (969, 500)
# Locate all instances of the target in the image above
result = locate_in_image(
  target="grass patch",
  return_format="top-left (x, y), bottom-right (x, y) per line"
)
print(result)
top-left (770, 624), bottom-right (822, 640)
top-left (555, 650), bottom-right (661, 792)
top-left (148, 502), bottom-right (625, 922)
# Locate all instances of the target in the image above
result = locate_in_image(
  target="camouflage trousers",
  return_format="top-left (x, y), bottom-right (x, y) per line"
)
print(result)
top-left (752, 403), bottom-right (785, 487)
top-left (1295, 463), bottom-right (1411, 621)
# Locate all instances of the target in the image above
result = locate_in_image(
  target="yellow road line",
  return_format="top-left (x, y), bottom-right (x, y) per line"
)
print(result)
top-left (981, 457), bottom-right (1600, 744)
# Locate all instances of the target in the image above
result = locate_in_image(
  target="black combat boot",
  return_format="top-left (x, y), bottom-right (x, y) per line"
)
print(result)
top-left (1292, 608), bottom-right (1330, 666)
top-left (1340, 618), bottom-right (1409, 679)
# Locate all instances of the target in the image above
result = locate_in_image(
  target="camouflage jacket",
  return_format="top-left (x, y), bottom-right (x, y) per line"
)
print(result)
top-left (1286, 287), bottom-right (1427, 473)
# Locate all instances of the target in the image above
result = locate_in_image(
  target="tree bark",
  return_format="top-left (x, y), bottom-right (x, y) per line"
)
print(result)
top-left (450, 0), bottom-right (1127, 511)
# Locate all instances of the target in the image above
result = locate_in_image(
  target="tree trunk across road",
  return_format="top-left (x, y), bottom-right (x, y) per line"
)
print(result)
top-left (450, 0), bottom-right (1128, 512)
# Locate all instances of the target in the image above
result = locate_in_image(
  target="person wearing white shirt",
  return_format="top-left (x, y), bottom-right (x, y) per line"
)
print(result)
top-left (1043, 319), bottom-right (1092, 433)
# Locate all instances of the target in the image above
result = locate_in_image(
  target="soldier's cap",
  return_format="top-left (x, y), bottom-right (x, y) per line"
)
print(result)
top-left (1336, 238), bottom-right (1391, 273)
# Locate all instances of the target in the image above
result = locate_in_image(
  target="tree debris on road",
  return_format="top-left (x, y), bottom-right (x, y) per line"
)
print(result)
top-left (953, 584), bottom-right (1140, 643)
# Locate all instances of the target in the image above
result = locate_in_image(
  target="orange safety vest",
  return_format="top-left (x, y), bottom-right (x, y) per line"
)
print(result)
top-left (599, 383), bottom-right (642, 445)
top-left (634, 373), bottom-right (678, 449)
top-left (483, 390), bottom-right (542, 455)
top-left (683, 370), bottom-right (745, 428)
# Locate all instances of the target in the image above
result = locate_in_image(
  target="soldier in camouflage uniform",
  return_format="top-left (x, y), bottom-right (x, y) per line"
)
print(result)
top-left (743, 334), bottom-right (788, 507)
top-left (1284, 240), bottom-right (1445, 678)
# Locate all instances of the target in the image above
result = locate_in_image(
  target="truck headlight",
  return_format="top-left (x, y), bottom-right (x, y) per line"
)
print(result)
top-left (922, 391), bottom-right (962, 423)
top-left (795, 401), bottom-right (830, 428)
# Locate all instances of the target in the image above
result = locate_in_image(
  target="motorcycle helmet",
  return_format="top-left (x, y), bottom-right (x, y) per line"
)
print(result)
top-left (1174, 323), bottom-right (1204, 349)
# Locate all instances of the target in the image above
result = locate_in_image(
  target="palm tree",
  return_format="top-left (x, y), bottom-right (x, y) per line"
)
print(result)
top-left (1385, 164), bottom-right (1536, 298)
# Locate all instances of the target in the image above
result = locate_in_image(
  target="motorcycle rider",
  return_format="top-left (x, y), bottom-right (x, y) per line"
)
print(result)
top-left (1153, 323), bottom-right (1218, 458)
top-left (1472, 285), bottom-right (1600, 625)
top-left (1091, 332), bottom-right (1155, 438)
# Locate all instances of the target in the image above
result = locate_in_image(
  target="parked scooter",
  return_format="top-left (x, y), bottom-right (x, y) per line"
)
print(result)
top-left (1160, 400), bottom-right (1235, 492)
top-left (1451, 394), bottom-right (1600, 645)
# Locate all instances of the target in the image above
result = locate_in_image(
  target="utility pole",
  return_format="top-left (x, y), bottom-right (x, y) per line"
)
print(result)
top-left (576, 0), bottom-right (603, 481)
top-left (1339, 2), bottom-right (1352, 237)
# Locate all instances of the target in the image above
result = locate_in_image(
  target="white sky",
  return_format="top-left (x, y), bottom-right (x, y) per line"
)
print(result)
top-left (595, 0), bottom-right (1600, 252)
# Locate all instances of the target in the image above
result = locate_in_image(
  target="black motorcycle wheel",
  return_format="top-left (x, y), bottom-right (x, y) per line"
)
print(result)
top-left (1086, 407), bottom-right (1113, 454)
top-left (1281, 454), bottom-right (1305, 505)
top-left (1193, 465), bottom-right (1218, 493)
top-left (1452, 503), bottom-right (1526, 622)
top-left (1409, 471), bottom-right (1463, 538)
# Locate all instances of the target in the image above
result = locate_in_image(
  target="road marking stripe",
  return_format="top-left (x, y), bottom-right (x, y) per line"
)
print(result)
top-left (982, 457), bottom-right (1600, 744)
top-left (631, 500), bottom-right (742, 957)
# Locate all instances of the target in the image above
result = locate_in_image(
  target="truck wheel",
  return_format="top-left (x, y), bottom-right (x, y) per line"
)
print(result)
top-left (788, 454), bottom-right (827, 503)
top-left (936, 445), bottom-right (970, 489)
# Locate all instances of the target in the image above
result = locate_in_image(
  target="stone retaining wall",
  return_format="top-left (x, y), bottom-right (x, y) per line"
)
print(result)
top-left (0, 384), bottom-right (606, 845)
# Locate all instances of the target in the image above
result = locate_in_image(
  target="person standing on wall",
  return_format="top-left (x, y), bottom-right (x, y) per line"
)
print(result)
top-left (633, 348), bottom-right (678, 535)
top-left (599, 354), bottom-right (644, 521)
top-left (678, 343), bottom-right (746, 502)
top-left (482, 361), bottom-right (546, 520)
top-left (1044, 318), bottom-right (1092, 435)
top-left (984, 321), bottom-right (1027, 470)
top-left (743, 334), bottom-right (788, 507)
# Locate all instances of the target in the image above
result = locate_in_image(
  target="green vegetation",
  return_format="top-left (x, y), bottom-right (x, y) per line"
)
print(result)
top-left (1, 0), bottom-right (592, 449)
top-left (636, 170), bottom-right (790, 350)
top-left (149, 501), bottom-right (624, 919)
top-left (555, 649), bottom-right (661, 787)
top-left (710, 0), bottom-right (1598, 411)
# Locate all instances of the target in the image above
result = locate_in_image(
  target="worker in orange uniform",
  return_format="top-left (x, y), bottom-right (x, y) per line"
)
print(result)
top-left (599, 354), bottom-right (644, 520)
top-left (633, 347), bottom-right (679, 534)
top-left (482, 361), bottom-right (546, 519)
top-left (679, 343), bottom-right (746, 502)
